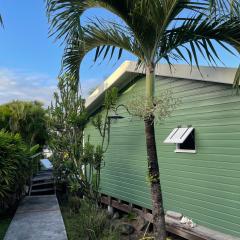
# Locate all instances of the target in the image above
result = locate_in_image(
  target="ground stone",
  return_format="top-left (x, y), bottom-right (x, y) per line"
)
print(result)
top-left (119, 223), bottom-right (135, 235)
top-left (134, 215), bottom-right (148, 231)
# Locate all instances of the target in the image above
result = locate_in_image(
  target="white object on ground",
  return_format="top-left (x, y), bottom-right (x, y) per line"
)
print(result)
top-left (180, 216), bottom-right (197, 228)
top-left (107, 206), bottom-right (114, 215)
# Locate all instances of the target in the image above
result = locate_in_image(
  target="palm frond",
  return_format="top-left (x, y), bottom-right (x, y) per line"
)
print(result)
top-left (46, 0), bottom-right (82, 42)
top-left (132, 0), bottom-right (239, 61)
top-left (46, 0), bottom-right (158, 59)
top-left (46, 0), bottom-right (139, 41)
top-left (62, 28), bottom-right (83, 78)
top-left (159, 14), bottom-right (240, 69)
top-left (47, 0), bottom-right (240, 89)
top-left (62, 18), bottom-right (144, 77)
top-left (208, 0), bottom-right (240, 16)
top-left (152, 0), bottom-right (210, 60)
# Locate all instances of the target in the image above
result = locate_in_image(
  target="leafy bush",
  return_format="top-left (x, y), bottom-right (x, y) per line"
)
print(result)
top-left (0, 217), bottom-right (12, 240)
top-left (0, 101), bottom-right (48, 147)
top-left (68, 196), bottom-right (81, 214)
top-left (0, 131), bottom-right (32, 210)
top-left (48, 74), bottom-right (118, 202)
top-left (61, 199), bottom-right (119, 240)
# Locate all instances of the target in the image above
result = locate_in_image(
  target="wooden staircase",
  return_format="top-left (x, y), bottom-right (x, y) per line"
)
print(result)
top-left (29, 170), bottom-right (55, 196)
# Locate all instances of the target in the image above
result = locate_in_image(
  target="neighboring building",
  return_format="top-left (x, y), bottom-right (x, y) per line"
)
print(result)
top-left (85, 61), bottom-right (240, 239)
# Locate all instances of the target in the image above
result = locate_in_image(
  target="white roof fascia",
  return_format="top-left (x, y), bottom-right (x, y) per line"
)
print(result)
top-left (85, 61), bottom-right (135, 108)
top-left (164, 127), bottom-right (194, 144)
top-left (85, 61), bottom-right (237, 111)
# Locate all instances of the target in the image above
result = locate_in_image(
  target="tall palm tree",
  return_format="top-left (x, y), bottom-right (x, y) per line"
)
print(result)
top-left (47, 1), bottom-right (240, 239)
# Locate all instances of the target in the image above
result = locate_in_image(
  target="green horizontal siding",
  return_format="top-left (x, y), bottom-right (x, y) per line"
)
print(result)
top-left (86, 119), bottom-right (152, 209)
top-left (85, 76), bottom-right (240, 237)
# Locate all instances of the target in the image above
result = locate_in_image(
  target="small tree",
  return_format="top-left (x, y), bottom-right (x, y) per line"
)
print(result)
top-left (90, 87), bottom-right (118, 199)
top-left (48, 73), bottom-right (88, 196)
top-left (48, 73), bottom-right (117, 201)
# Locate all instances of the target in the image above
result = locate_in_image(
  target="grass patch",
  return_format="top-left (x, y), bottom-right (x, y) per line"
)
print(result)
top-left (60, 198), bottom-right (120, 240)
top-left (0, 217), bottom-right (12, 240)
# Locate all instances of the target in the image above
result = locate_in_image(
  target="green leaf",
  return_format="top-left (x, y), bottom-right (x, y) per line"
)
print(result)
top-left (30, 144), bottom-right (40, 155)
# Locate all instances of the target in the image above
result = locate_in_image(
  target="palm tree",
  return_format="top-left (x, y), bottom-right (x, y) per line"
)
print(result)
top-left (47, 1), bottom-right (240, 239)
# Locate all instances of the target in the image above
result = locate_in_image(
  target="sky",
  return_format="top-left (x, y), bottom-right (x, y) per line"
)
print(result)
top-left (0, 0), bottom-right (239, 106)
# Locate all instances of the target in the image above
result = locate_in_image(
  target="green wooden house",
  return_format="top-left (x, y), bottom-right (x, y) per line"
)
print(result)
top-left (85, 61), bottom-right (240, 240)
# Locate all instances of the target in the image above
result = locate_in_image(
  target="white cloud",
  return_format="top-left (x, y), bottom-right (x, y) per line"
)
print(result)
top-left (0, 67), bottom-right (57, 106)
top-left (0, 67), bottom-right (104, 107)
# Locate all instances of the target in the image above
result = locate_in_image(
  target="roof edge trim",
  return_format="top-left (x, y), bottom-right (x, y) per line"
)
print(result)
top-left (85, 61), bottom-right (237, 111)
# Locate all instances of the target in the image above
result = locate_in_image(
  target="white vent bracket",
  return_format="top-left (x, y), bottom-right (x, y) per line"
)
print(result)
top-left (164, 127), bottom-right (194, 144)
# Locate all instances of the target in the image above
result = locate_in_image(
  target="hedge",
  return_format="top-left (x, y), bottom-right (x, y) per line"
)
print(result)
top-left (0, 130), bottom-right (32, 210)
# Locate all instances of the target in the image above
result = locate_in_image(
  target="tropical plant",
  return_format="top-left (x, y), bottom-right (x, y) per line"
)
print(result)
top-left (48, 73), bottom-right (117, 201)
top-left (90, 86), bottom-right (118, 195)
top-left (61, 198), bottom-right (120, 240)
top-left (0, 101), bottom-right (48, 147)
top-left (0, 104), bottom-right (11, 129)
top-left (47, 0), bottom-right (240, 238)
top-left (48, 73), bottom-right (88, 196)
top-left (0, 131), bottom-right (33, 210)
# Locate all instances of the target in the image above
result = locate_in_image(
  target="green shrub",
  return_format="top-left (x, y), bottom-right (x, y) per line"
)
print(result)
top-left (0, 130), bottom-right (32, 210)
top-left (0, 217), bottom-right (12, 240)
top-left (0, 101), bottom-right (48, 147)
top-left (61, 199), bottom-right (120, 240)
top-left (68, 196), bottom-right (81, 214)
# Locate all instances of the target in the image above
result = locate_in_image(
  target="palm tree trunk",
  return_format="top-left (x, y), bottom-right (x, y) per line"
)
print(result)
top-left (145, 64), bottom-right (167, 240)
